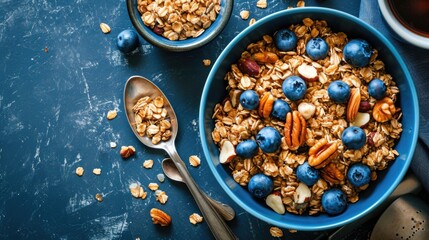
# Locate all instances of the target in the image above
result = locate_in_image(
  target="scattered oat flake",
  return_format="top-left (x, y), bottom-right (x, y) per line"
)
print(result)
top-left (269, 227), bottom-right (284, 237)
top-left (189, 213), bottom-right (203, 224)
top-left (93, 168), bottom-right (101, 175)
top-left (157, 173), bottom-right (165, 183)
top-left (129, 183), bottom-right (147, 199)
top-left (203, 59), bottom-right (211, 66)
top-left (143, 159), bottom-right (154, 169)
top-left (256, 0), bottom-right (267, 9)
top-left (100, 22), bottom-right (111, 34)
top-left (75, 167), bottom-right (84, 176)
top-left (289, 229), bottom-right (298, 233)
top-left (297, 0), bottom-right (305, 7)
top-left (155, 190), bottom-right (168, 204)
top-left (249, 18), bottom-right (256, 26)
top-left (189, 155), bottom-right (201, 167)
top-left (240, 10), bottom-right (250, 20)
top-left (148, 182), bottom-right (159, 191)
top-left (107, 110), bottom-right (117, 120)
top-left (95, 193), bottom-right (103, 202)
top-left (110, 142), bottom-right (117, 148)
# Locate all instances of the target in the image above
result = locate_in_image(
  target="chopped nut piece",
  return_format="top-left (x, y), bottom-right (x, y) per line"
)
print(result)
top-left (148, 183), bottom-right (159, 191)
top-left (100, 23), bottom-right (111, 34)
top-left (202, 59), bottom-right (211, 66)
top-left (157, 173), bottom-right (165, 183)
top-left (95, 193), bottom-right (103, 202)
top-left (110, 142), bottom-right (117, 148)
top-left (106, 110), bottom-right (117, 120)
top-left (189, 213), bottom-right (204, 224)
top-left (129, 183), bottom-right (147, 199)
top-left (150, 208), bottom-right (171, 226)
top-left (240, 10), bottom-right (250, 20)
top-left (120, 146), bottom-right (136, 159)
top-left (297, 0), bottom-right (305, 7)
top-left (92, 168), bottom-right (101, 175)
top-left (270, 227), bottom-right (284, 237)
top-left (143, 159), bottom-right (154, 169)
top-left (249, 18), bottom-right (256, 26)
top-left (189, 155), bottom-right (201, 167)
top-left (75, 167), bottom-right (84, 176)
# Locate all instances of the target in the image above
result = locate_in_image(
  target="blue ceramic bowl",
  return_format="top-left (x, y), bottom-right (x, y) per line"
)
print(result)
top-left (199, 7), bottom-right (419, 231)
top-left (126, 0), bottom-right (233, 52)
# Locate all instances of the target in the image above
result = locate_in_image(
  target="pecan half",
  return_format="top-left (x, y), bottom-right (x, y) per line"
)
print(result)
top-left (308, 138), bottom-right (338, 169)
top-left (347, 88), bottom-right (361, 122)
top-left (252, 52), bottom-right (279, 64)
top-left (373, 97), bottom-right (396, 122)
top-left (320, 162), bottom-right (344, 185)
top-left (258, 92), bottom-right (275, 118)
top-left (150, 208), bottom-right (172, 226)
top-left (284, 111), bottom-right (306, 150)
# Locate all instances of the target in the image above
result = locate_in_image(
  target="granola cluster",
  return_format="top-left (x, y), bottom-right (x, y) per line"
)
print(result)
top-left (137, 0), bottom-right (221, 40)
top-left (211, 18), bottom-right (402, 215)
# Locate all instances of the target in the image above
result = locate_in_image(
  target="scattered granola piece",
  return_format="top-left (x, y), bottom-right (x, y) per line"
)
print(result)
top-left (75, 167), bottom-right (84, 176)
top-left (110, 142), bottom-right (117, 148)
top-left (256, 0), bottom-right (267, 9)
top-left (249, 18), bottom-right (256, 26)
top-left (269, 227), bottom-right (284, 237)
top-left (189, 155), bottom-right (201, 167)
top-left (120, 146), bottom-right (135, 159)
top-left (148, 182), bottom-right (159, 191)
top-left (202, 59), bottom-right (211, 67)
top-left (143, 159), bottom-right (154, 169)
top-left (95, 193), bottom-right (103, 202)
top-left (157, 173), bottom-right (165, 183)
top-left (100, 23), bottom-right (111, 34)
top-left (155, 190), bottom-right (168, 204)
top-left (189, 213), bottom-right (204, 225)
top-left (240, 10), bottom-right (250, 20)
top-left (93, 168), bottom-right (101, 175)
top-left (297, 0), bottom-right (305, 7)
top-left (106, 110), bottom-right (117, 120)
top-left (129, 183), bottom-right (147, 199)
top-left (289, 229), bottom-right (298, 233)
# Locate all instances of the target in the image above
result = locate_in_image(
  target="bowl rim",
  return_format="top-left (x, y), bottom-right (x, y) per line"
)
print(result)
top-left (377, 0), bottom-right (429, 49)
top-left (126, 0), bottom-right (233, 52)
top-left (199, 7), bottom-right (419, 231)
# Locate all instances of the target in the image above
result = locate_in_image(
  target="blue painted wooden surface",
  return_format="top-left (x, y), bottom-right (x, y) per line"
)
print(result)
top-left (0, 1), bottom-right (360, 239)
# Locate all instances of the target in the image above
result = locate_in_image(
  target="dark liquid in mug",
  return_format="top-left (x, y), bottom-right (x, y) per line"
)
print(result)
top-left (387, 0), bottom-right (429, 37)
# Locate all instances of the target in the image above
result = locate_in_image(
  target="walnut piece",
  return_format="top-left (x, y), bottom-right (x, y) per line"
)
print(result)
top-left (373, 97), bottom-right (396, 122)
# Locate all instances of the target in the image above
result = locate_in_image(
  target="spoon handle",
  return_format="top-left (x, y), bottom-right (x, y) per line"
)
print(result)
top-left (166, 145), bottom-right (237, 240)
top-left (204, 192), bottom-right (235, 221)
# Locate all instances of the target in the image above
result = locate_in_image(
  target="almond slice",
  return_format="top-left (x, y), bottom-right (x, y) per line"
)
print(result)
top-left (219, 140), bottom-right (236, 164)
top-left (297, 63), bottom-right (319, 82)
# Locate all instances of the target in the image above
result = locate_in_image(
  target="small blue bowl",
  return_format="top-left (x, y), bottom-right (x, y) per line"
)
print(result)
top-left (199, 7), bottom-right (419, 231)
top-left (126, 0), bottom-right (233, 52)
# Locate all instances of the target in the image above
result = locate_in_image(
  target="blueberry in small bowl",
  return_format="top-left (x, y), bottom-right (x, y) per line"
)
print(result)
top-left (322, 188), bottom-right (348, 215)
top-left (248, 174), bottom-right (274, 199)
top-left (347, 163), bottom-right (371, 187)
top-left (270, 99), bottom-right (291, 121)
top-left (256, 127), bottom-right (281, 153)
top-left (296, 162), bottom-right (320, 186)
top-left (368, 78), bottom-right (387, 100)
top-left (306, 37), bottom-right (329, 60)
top-left (240, 90), bottom-right (259, 110)
top-left (274, 29), bottom-right (298, 51)
top-left (341, 126), bottom-right (367, 150)
top-left (236, 140), bottom-right (259, 158)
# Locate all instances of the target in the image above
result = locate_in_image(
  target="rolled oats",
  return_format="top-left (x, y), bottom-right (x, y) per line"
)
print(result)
top-left (269, 226), bottom-right (284, 237)
top-left (189, 213), bottom-right (204, 224)
top-left (106, 110), bottom-right (117, 120)
top-left (189, 155), bottom-right (201, 167)
top-left (137, 0), bottom-right (221, 41)
top-left (92, 168), bottom-right (101, 175)
top-left (99, 23), bottom-right (111, 34)
top-left (143, 159), bottom-right (154, 169)
top-left (75, 167), bottom-right (84, 176)
top-left (240, 10), bottom-right (250, 20)
top-left (211, 18), bottom-right (402, 215)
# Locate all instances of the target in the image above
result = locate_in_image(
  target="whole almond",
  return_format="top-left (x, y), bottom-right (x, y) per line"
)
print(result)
top-left (238, 58), bottom-right (260, 76)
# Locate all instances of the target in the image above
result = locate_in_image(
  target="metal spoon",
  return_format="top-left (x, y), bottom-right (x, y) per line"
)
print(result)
top-left (162, 158), bottom-right (235, 221)
top-left (124, 76), bottom-right (237, 240)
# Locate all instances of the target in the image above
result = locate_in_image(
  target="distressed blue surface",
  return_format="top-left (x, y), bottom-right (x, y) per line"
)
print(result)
top-left (0, 1), bottom-right (360, 239)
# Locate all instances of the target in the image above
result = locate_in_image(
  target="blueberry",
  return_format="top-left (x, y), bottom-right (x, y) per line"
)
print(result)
top-left (256, 127), bottom-right (281, 153)
top-left (270, 99), bottom-right (291, 121)
top-left (321, 188), bottom-right (347, 215)
top-left (282, 76), bottom-right (307, 101)
top-left (248, 174), bottom-right (273, 198)
top-left (274, 29), bottom-right (298, 51)
top-left (347, 163), bottom-right (371, 187)
top-left (343, 39), bottom-right (373, 67)
top-left (328, 80), bottom-right (351, 103)
top-left (296, 162), bottom-right (320, 186)
top-left (240, 90), bottom-right (259, 110)
top-left (306, 38), bottom-right (329, 60)
top-left (341, 126), bottom-right (367, 150)
top-left (368, 78), bottom-right (387, 100)
top-left (236, 140), bottom-right (259, 158)
top-left (116, 29), bottom-right (139, 53)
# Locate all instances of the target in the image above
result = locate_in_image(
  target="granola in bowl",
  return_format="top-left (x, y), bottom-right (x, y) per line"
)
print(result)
top-left (210, 18), bottom-right (403, 216)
